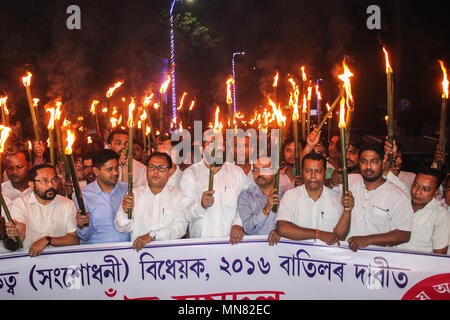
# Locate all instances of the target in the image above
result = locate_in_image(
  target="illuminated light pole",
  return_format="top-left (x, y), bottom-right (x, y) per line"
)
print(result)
top-left (232, 51), bottom-right (245, 113)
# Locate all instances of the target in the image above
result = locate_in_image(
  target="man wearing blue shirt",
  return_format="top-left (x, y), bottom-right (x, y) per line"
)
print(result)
top-left (237, 157), bottom-right (281, 246)
top-left (76, 149), bottom-right (130, 244)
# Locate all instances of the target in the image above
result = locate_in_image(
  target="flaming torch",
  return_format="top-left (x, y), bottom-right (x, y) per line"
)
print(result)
top-left (159, 75), bottom-right (171, 132)
top-left (208, 106), bottom-right (223, 192)
top-left (289, 78), bottom-right (301, 176)
top-left (338, 97), bottom-right (349, 194)
top-left (383, 47), bottom-right (395, 164)
top-left (90, 100), bottom-right (101, 143)
top-left (0, 126), bottom-right (22, 247)
top-left (337, 60), bottom-right (354, 146)
top-left (273, 71), bottom-right (279, 103)
top-left (46, 107), bottom-right (56, 166)
top-left (143, 95), bottom-right (157, 154)
top-left (65, 129), bottom-right (87, 215)
top-left (126, 98), bottom-right (135, 219)
top-left (0, 96), bottom-right (9, 125)
top-left (270, 98), bottom-right (286, 213)
top-left (226, 76), bottom-right (234, 129)
top-left (437, 60), bottom-right (449, 171)
top-left (22, 72), bottom-right (41, 141)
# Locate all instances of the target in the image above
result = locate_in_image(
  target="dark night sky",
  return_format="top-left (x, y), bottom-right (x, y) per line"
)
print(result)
top-left (0, 0), bottom-right (448, 139)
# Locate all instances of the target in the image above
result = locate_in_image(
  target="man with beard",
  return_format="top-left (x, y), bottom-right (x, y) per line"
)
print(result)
top-left (2, 149), bottom-right (32, 200)
top-left (278, 137), bottom-right (305, 197)
top-left (327, 135), bottom-right (361, 188)
top-left (277, 153), bottom-right (354, 244)
top-left (75, 150), bottom-right (129, 244)
top-left (5, 164), bottom-right (79, 256)
top-left (344, 143), bottom-right (413, 252)
top-left (396, 167), bottom-right (449, 254)
top-left (237, 157), bottom-right (281, 246)
top-left (115, 152), bottom-right (190, 251)
top-left (108, 129), bottom-right (147, 187)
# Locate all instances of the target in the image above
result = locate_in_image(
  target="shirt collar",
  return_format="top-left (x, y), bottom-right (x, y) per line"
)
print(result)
top-left (92, 179), bottom-right (122, 195)
top-left (28, 192), bottom-right (59, 206)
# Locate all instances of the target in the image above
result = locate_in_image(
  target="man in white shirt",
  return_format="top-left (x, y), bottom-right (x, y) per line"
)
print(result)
top-left (180, 137), bottom-right (251, 241)
top-left (2, 149), bottom-right (32, 200)
top-left (345, 143), bottom-right (413, 252)
top-left (396, 167), bottom-right (449, 254)
top-left (5, 164), bottom-right (79, 257)
top-left (115, 152), bottom-right (190, 251)
top-left (277, 152), bottom-right (354, 244)
top-left (108, 129), bottom-right (147, 187)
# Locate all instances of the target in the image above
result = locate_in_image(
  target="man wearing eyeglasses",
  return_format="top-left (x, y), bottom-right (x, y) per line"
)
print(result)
top-left (115, 152), bottom-right (190, 251)
top-left (5, 164), bottom-right (79, 256)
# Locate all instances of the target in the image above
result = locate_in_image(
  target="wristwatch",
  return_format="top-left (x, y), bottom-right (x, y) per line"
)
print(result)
top-left (45, 236), bottom-right (52, 246)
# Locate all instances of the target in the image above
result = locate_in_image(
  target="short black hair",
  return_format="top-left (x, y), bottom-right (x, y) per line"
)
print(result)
top-left (83, 152), bottom-right (94, 161)
top-left (29, 164), bottom-right (56, 182)
top-left (348, 134), bottom-right (362, 150)
top-left (301, 152), bottom-right (327, 171)
top-left (107, 129), bottom-right (128, 145)
top-left (284, 136), bottom-right (306, 150)
top-left (416, 167), bottom-right (442, 190)
top-left (93, 149), bottom-right (119, 169)
top-left (133, 139), bottom-right (144, 149)
top-left (359, 142), bottom-right (384, 160)
top-left (147, 152), bottom-right (172, 168)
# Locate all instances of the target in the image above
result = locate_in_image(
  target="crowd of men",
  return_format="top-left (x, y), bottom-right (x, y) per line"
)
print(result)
top-left (0, 126), bottom-right (449, 257)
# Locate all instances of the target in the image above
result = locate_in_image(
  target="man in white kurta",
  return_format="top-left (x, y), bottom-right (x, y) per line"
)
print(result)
top-left (396, 168), bottom-right (449, 254)
top-left (115, 152), bottom-right (190, 251)
top-left (2, 150), bottom-right (32, 201)
top-left (180, 159), bottom-right (250, 239)
top-left (5, 164), bottom-right (79, 256)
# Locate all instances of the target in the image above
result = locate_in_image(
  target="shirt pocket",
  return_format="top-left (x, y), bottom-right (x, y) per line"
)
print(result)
top-left (369, 205), bottom-right (390, 228)
top-left (222, 187), bottom-right (238, 209)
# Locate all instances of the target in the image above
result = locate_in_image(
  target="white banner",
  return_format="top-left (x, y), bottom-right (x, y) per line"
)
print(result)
top-left (0, 236), bottom-right (449, 300)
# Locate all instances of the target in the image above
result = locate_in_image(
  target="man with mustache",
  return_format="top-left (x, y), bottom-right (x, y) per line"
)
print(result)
top-left (396, 167), bottom-right (449, 254)
top-left (277, 152), bottom-right (354, 245)
top-left (75, 149), bottom-right (130, 244)
top-left (107, 129), bottom-right (147, 187)
top-left (115, 152), bottom-right (190, 251)
top-left (5, 164), bottom-right (79, 256)
top-left (2, 148), bottom-right (32, 200)
top-left (343, 143), bottom-right (414, 252)
top-left (278, 137), bottom-right (305, 197)
top-left (237, 157), bottom-right (281, 246)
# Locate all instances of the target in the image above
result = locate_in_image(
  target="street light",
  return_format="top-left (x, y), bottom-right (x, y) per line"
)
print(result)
top-left (232, 51), bottom-right (245, 113)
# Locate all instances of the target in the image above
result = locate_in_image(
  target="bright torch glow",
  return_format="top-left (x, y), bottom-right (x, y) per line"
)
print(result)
top-left (128, 98), bottom-right (136, 128)
top-left (22, 72), bottom-right (32, 87)
top-left (301, 66), bottom-right (307, 82)
top-left (0, 97), bottom-right (8, 115)
top-left (159, 75), bottom-right (171, 94)
top-left (55, 102), bottom-right (62, 121)
top-left (177, 92), bottom-right (188, 111)
top-left (268, 98), bottom-right (286, 126)
top-left (189, 100), bottom-right (196, 111)
top-left (438, 60), bottom-right (449, 99)
top-left (338, 96), bottom-right (346, 128)
top-left (46, 107), bottom-right (56, 129)
top-left (273, 71), bottom-right (279, 88)
top-left (226, 77), bottom-right (234, 104)
top-left (288, 78), bottom-right (300, 121)
top-left (90, 100), bottom-right (99, 114)
top-left (213, 106), bottom-right (223, 133)
top-left (337, 60), bottom-right (354, 110)
top-left (383, 47), bottom-right (393, 74)
top-left (143, 94), bottom-right (154, 107)
top-left (0, 126), bottom-right (11, 153)
top-left (32, 98), bottom-right (39, 107)
top-left (106, 81), bottom-right (124, 98)
top-left (65, 129), bottom-right (75, 155)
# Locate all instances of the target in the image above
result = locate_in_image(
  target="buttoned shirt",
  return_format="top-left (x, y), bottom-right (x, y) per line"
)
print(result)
top-left (167, 166), bottom-right (182, 190)
top-left (276, 185), bottom-right (344, 232)
top-left (115, 184), bottom-right (190, 242)
top-left (76, 180), bottom-right (130, 244)
top-left (10, 193), bottom-right (77, 250)
top-left (119, 159), bottom-right (147, 188)
top-left (342, 174), bottom-right (413, 239)
top-left (180, 161), bottom-right (251, 238)
top-left (279, 167), bottom-right (295, 198)
top-left (396, 198), bottom-right (450, 253)
top-left (237, 185), bottom-right (277, 235)
top-left (1, 180), bottom-right (32, 201)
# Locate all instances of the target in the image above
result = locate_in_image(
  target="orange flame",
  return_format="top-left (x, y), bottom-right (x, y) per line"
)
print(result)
top-left (90, 100), bottom-right (99, 115)
top-left (326, 103), bottom-right (332, 118)
top-left (273, 71), bottom-right (279, 88)
top-left (338, 96), bottom-right (346, 128)
top-left (65, 129), bottom-right (75, 155)
top-left (301, 66), bottom-right (307, 82)
top-left (63, 118), bottom-right (71, 128)
top-left (307, 86), bottom-right (312, 101)
top-left (0, 96), bottom-right (8, 115)
top-left (177, 92), bottom-right (188, 111)
top-left (337, 60), bottom-right (354, 110)
top-left (288, 78), bottom-right (300, 120)
top-left (140, 110), bottom-right (147, 121)
top-left (316, 84), bottom-right (322, 101)
top-left (438, 60), bottom-right (449, 99)
top-left (302, 94), bottom-right (308, 113)
top-left (32, 98), bottom-right (40, 107)
top-left (22, 72), bottom-right (32, 87)
top-left (28, 140), bottom-right (32, 151)
top-left (145, 125), bottom-right (151, 135)
top-left (0, 126), bottom-right (11, 153)
top-left (213, 106), bottom-right (223, 133)
top-left (128, 98), bottom-right (136, 128)
top-left (153, 103), bottom-right (160, 110)
top-left (159, 75), bottom-right (171, 94)
top-left (55, 101), bottom-right (62, 120)
top-left (46, 107), bottom-right (56, 129)
top-left (106, 81), bottom-right (124, 98)
top-left (268, 98), bottom-right (286, 126)
top-left (143, 94), bottom-right (154, 107)
top-left (189, 100), bottom-right (196, 111)
top-left (382, 47), bottom-right (393, 74)
top-left (226, 77), bottom-right (234, 104)
top-left (87, 136), bottom-right (92, 144)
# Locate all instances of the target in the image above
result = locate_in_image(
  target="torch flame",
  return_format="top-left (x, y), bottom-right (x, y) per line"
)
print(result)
top-left (382, 47), bottom-right (393, 74)
top-left (32, 98), bottom-right (40, 107)
top-left (226, 77), bottom-right (234, 104)
top-left (153, 103), bottom-right (160, 110)
top-left (273, 71), bottom-right (279, 88)
top-left (316, 84), bottom-right (322, 101)
top-left (140, 110), bottom-right (147, 121)
top-left (0, 126), bottom-right (11, 153)
top-left (189, 100), bottom-right (196, 111)
top-left (90, 100), bottom-right (99, 115)
top-left (159, 75), bottom-right (171, 94)
top-left (213, 106), bottom-right (223, 133)
top-left (0, 97), bottom-right (8, 115)
top-left (337, 60), bottom-right (354, 110)
top-left (65, 129), bottom-right (75, 155)
top-left (302, 94), bottom-right (308, 113)
top-left (46, 107), bottom-right (56, 129)
top-left (143, 94), bottom-right (154, 107)
top-left (438, 60), bottom-right (449, 99)
top-left (268, 98), bottom-right (286, 126)
top-left (28, 140), bottom-right (32, 151)
top-left (128, 98), bottom-right (136, 128)
top-left (177, 92), bottom-right (188, 111)
top-left (22, 72), bottom-right (32, 87)
top-left (55, 101), bottom-right (62, 120)
top-left (288, 78), bottom-right (300, 120)
top-left (106, 81), bottom-right (124, 98)
top-left (338, 96), bottom-right (346, 128)
top-left (326, 103), bottom-right (332, 118)
top-left (301, 66), bottom-right (307, 82)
